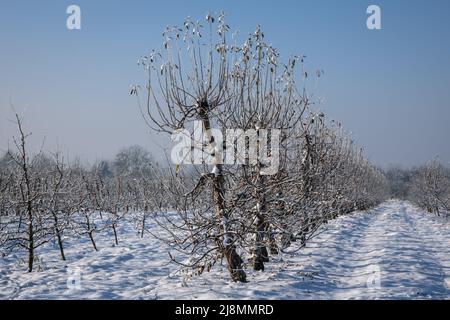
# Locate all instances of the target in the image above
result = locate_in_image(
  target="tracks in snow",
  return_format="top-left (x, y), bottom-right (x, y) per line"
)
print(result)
top-left (287, 200), bottom-right (450, 299)
top-left (1, 200), bottom-right (449, 299)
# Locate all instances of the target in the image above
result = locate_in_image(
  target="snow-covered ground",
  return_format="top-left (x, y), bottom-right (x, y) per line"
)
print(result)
top-left (0, 200), bottom-right (449, 300)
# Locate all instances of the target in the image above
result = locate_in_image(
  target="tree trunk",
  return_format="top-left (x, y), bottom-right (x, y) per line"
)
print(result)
top-left (267, 222), bottom-right (278, 255)
top-left (253, 186), bottom-right (269, 271)
top-left (52, 213), bottom-right (66, 261)
top-left (198, 99), bottom-right (246, 282)
top-left (213, 171), bottom-right (246, 282)
top-left (27, 204), bottom-right (34, 273)
top-left (141, 215), bottom-right (146, 238)
top-left (253, 214), bottom-right (269, 271)
top-left (85, 213), bottom-right (98, 251)
top-left (253, 154), bottom-right (270, 271)
top-left (88, 231), bottom-right (98, 251)
top-left (56, 230), bottom-right (66, 261)
top-left (112, 223), bottom-right (119, 245)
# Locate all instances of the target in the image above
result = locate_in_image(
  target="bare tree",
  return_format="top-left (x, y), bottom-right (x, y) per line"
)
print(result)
top-left (134, 13), bottom-right (250, 282)
top-left (133, 14), bottom-right (387, 282)
top-left (410, 160), bottom-right (450, 217)
top-left (3, 114), bottom-right (52, 272)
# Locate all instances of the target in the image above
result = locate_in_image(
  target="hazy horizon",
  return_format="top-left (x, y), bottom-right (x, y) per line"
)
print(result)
top-left (1, 0), bottom-right (450, 167)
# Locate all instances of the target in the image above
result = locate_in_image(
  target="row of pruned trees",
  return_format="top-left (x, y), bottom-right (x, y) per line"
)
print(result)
top-left (132, 14), bottom-right (388, 282)
top-left (409, 161), bottom-right (450, 216)
top-left (403, 161), bottom-right (449, 217)
top-left (0, 119), bottom-right (166, 272)
top-left (1, 14), bottom-right (390, 282)
top-left (385, 160), bottom-right (450, 218)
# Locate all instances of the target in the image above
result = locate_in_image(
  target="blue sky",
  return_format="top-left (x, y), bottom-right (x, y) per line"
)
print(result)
top-left (1, 0), bottom-right (449, 166)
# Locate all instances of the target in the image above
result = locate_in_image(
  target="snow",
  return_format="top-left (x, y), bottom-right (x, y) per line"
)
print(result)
top-left (0, 200), bottom-right (449, 300)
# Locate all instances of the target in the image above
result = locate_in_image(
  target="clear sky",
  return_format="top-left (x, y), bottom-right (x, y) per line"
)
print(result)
top-left (1, 0), bottom-right (449, 167)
